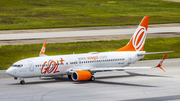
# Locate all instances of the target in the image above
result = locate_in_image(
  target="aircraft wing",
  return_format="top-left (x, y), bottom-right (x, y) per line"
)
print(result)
top-left (68, 66), bottom-right (152, 73)
top-left (90, 67), bottom-right (152, 72)
top-left (137, 51), bottom-right (173, 56)
top-left (68, 54), bottom-right (167, 73)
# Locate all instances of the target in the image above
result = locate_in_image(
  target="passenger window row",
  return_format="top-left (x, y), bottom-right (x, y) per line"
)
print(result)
top-left (35, 63), bottom-right (64, 67)
top-left (35, 58), bottom-right (125, 67)
top-left (70, 58), bottom-right (125, 64)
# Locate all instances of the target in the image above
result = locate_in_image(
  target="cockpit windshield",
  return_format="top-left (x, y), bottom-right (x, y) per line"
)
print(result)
top-left (12, 64), bottom-right (23, 68)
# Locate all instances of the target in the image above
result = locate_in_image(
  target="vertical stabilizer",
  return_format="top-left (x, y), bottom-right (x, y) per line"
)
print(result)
top-left (39, 42), bottom-right (47, 57)
top-left (115, 16), bottom-right (149, 51)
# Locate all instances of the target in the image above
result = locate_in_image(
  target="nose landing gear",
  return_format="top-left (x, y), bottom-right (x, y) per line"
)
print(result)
top-left (17, 78), bottom-right (25, 84)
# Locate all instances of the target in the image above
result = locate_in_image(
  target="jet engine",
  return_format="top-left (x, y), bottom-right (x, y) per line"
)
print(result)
top-left (71, 71), bottom-right (92, 81)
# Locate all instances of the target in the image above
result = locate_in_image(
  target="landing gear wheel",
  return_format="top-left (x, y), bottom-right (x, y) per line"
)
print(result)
top-left (90, 76), bottom-right (95, 81)
top-left (68, 75), bottom-right (72, 80)
top-left (20, 80), bottom-right (25, 84)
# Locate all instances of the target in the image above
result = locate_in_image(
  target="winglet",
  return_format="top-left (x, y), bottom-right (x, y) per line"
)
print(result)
top-left (39, 42), bottom-right (47, 57)
top-left (155, 54), bottom-right (167, 72)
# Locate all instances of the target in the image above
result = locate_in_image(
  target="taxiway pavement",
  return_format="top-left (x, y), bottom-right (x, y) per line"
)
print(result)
top-left (0, 24), bottom-right (180, 46)
top-left (0, 58), bottom-right (180, 101)
top-left (0, 27), bottom-right (180, 41)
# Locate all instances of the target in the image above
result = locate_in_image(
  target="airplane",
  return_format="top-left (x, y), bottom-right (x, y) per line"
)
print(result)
top-left (6, 16), bottom-right (171, 84)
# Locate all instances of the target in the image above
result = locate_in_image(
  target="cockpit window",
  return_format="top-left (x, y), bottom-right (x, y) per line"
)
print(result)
top-left (12, 64), bottom-right (23, 68)
top-left (12, 65), bottom-right (17, 67)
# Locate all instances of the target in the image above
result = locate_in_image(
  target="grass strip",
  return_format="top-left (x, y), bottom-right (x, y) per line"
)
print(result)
top-left (0, 37), bottom-right (180, 70)
top-left (0, 0), bottom-right (180, 30)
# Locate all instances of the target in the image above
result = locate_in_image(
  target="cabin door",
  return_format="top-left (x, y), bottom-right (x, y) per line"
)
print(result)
top-left (28, 61), bottom-right (34, 71)
top-left (128, 54), bottom-right (131, 64)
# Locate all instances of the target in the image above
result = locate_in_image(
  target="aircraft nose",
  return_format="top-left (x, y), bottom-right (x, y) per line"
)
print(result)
top-left (6, 67), bottom-right (15, 77)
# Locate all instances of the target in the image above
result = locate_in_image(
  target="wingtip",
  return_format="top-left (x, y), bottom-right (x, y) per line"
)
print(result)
top-left (156, 54), bottom-right (167, 72)
top-left (159, 66), bottom-right (166, 72)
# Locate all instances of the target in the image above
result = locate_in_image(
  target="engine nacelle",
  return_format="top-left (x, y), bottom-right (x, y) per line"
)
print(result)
top-left (71, 71), bottom-right (92, 81)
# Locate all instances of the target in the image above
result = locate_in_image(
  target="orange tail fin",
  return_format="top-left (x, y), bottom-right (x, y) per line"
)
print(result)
top-left (115, 16), bottom-right (149, 51)
top-left (39, 42), bottom-right (46, 56)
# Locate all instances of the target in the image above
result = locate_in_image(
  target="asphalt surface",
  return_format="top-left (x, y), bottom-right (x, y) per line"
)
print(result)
top-left (0, 27), bottom-right (180, 40)
top-left (0, 58), bottom-right (180, 101)
top-left (0, 23), bottom-right (180, 46)
top-left (0, 32), bottom-right (180, 46)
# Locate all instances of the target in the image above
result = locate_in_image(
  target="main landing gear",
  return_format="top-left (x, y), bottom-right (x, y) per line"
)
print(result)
top-left (89, 76), bottom-right (95, 81)
top-left (68, 75), bottom-right (72, 80)
top-left (20, 80), bottom-right (25, 84)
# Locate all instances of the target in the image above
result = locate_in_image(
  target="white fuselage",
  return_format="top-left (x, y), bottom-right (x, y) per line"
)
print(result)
top-left (6, 51), bottom-right (145, 78)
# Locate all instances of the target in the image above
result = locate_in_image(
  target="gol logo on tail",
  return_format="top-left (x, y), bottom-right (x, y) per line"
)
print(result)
top-left (132, 26), bottom-right (146, 51)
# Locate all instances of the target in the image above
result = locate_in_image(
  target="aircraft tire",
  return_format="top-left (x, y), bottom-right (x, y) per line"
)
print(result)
top-left (90, 76), bottom-right (95, 81)
top-left (68, 75), bottom-right (72, 80)
top-left (20, 80), bottom-right (25, 84)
